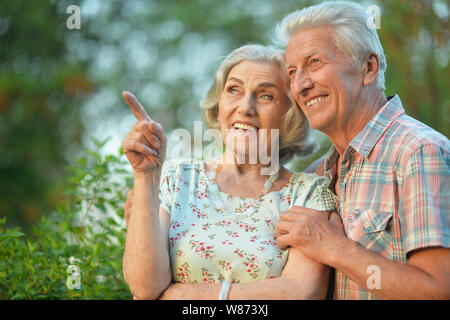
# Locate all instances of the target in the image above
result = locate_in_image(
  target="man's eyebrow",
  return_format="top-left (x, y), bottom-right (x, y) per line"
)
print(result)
top-left (304, 50), bottom-right (318, 59)
top-left (286, 50), bottom-right (319, 69)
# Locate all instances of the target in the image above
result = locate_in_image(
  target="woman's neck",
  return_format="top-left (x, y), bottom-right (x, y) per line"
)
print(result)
top-left (208, 152), bottom-right (289, 198)
top-left (218, 153), bottom-right (279, 179)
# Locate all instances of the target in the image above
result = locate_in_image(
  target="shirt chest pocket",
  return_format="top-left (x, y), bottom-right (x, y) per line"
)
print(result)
top-left (347, 209), bottom-right (393, 258)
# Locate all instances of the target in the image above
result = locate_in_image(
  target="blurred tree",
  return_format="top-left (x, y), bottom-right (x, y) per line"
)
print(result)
top-left (379, 0), bottom-right (449, 137)
top-left (0, 1), bottom-right (93, 232)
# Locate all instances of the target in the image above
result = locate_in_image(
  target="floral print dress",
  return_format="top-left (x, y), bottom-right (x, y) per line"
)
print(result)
top-left (159, 159), bottom-right (335, 284)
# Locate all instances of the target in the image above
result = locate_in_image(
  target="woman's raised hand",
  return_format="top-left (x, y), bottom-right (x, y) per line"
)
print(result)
top-left (121, 91), bottom-right (167, 174)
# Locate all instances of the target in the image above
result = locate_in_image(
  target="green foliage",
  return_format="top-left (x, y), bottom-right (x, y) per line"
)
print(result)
top-left (0, 138), bottom-right (133, 299)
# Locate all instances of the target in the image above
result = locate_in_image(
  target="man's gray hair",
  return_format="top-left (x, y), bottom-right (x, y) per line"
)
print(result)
top-left (274, 1), bottom-right (387, 90)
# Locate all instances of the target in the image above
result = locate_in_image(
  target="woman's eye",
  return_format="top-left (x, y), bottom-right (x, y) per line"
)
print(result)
top-left (312, 58), bottom-right (320, 63)
top-left (288, 69), bottom-right (296, 77)
top-left (260, 94), bottom-right (274, 101)
top-left (227, 87), bottom-right (238, 94)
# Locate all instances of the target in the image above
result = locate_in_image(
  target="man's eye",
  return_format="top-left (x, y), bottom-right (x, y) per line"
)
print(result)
top-left (288, 69), bottom-right (296, 76)
top-left (312, 58), bottom-right (320, 63)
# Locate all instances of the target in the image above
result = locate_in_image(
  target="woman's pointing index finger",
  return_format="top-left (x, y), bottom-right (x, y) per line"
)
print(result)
top-left (122, 91), bottom-right (151, 121)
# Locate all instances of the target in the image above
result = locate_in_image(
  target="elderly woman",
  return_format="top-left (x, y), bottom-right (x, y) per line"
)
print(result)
top-left (121, 44), bottom-right (335, 300)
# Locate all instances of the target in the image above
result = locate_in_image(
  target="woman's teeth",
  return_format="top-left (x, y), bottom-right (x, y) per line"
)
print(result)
top-left (233, 123), bottom-right (257, 131)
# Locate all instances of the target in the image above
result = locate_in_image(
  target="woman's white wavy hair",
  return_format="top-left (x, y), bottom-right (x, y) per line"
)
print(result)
top-left (200, 44), bottom-right (316, 164)
top-left (274, 1), bottom-right (387, 90)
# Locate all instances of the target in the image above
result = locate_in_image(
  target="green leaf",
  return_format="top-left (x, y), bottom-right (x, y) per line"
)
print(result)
top-left (90, 137), bottom-right (111, 149)
top-left (86, 149), bottom-right (102, 163)
top-left (76, 157), bottom-right (88, 167)
top-left (6, 230), bottom-right (25, 238)
top-left (27, 241), bottom-right (35, 254)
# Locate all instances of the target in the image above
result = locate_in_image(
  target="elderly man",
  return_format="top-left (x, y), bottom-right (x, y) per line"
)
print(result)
top-left (275, 1), bottom-right (450, 299)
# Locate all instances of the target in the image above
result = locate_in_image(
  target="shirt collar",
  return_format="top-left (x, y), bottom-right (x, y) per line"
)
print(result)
top-left (321, 94), bottom-right (405, 170)
top-left (349, 94), bottom-right (405, 159)
top-left (323, 144), bottom-right (338, 173)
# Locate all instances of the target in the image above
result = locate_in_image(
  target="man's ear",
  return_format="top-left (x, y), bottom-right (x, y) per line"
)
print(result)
top-left (363, 53), bottom-right (380, 86)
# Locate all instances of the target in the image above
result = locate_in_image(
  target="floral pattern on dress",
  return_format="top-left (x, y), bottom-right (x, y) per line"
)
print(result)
top-left (160, 159), bottom-right (336, 284)
top-left (189, 240), bottom-right (216, 259)
top-left (176, 262), bottom-right (191, 283)
top-left (201, 268), bottom-right (216, 283)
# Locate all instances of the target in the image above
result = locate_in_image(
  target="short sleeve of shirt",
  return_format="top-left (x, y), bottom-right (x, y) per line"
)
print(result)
top-left (292, 173), bottom-right (336, 211)
top-left (159, 160), bottom-right (178, 214)
top-left (400, 144), bottom-right (450, 254)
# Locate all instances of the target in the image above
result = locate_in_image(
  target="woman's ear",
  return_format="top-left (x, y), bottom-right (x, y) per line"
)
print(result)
top-left (363, 53), bottom-right (380, 86)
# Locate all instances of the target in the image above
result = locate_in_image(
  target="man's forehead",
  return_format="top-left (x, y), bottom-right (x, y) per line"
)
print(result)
top-left (286, 26), bottom-right (335, 50)
top-left (286, 45), bottom-right (331, 63)
top-left (286, 29), bottom-right (336, 62)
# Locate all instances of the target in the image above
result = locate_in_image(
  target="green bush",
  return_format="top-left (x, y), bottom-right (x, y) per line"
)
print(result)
top-left (0, 138), bottom-right (133, 299)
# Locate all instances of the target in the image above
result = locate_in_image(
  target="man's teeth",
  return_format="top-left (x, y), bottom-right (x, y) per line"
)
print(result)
top-left (306, 95), bottom-right (328, 107)
top-left (233, 123), bottom-right (257, 131)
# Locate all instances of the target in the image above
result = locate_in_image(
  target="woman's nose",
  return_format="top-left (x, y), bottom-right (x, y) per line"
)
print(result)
top-left (237, 94), bottom-right (256, 116)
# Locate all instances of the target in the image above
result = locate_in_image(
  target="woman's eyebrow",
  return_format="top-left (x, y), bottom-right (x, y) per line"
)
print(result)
top-left (227, 77), bottom-right (278, 89)
top-left (227, 77), bottom-right (243, 84)
top-left (258, 82), bottom-right (278, 89)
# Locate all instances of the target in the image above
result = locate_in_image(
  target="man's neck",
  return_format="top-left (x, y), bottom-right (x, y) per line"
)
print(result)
top-left (327, 92), bottom-right (387, 157)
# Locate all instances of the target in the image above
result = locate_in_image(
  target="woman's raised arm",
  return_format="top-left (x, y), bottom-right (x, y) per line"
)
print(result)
top-left (121, 91), bottom-right (171, 299)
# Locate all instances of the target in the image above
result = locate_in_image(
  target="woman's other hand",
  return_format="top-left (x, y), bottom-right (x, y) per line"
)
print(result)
top-left (121, 91), bottom-right (167, 174)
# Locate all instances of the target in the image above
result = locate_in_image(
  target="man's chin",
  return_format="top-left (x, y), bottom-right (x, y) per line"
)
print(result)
top-left (305, 113), bottom-right (332, 132)
top-left (307, 120), bottom-right (325, 131)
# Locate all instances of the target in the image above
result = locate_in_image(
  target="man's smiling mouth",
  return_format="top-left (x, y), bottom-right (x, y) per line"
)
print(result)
top-left (305, 95), bottom-right (328, 107)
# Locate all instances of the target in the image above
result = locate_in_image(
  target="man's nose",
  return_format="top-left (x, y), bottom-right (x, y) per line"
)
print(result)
top-left (292, 70), bottom-right (313, 97)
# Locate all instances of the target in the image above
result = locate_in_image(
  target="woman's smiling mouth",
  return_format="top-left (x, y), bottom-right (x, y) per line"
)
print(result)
top-left (233, 122), bottom-right (259, 131)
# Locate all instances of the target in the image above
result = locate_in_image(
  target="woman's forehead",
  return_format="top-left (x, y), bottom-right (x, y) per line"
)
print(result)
top-left (227, 60), bottom-right (287, 89)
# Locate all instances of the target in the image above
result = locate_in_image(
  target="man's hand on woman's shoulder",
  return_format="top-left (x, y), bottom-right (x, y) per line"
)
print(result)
top-left (276, 206), bottom-right (345, 266)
